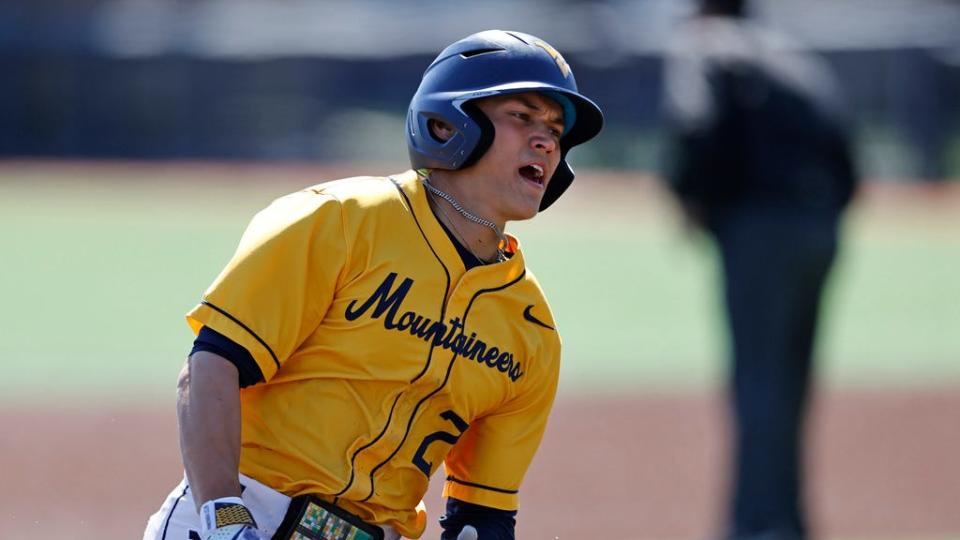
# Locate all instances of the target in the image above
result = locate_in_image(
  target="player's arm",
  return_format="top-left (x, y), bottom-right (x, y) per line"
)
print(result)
top-left (175, 191), bottom-right (344, 538)
top-left (177, 349), bottom-right (244, 509)
top-left (178, 326), bottom-right (264, 507)
top-left (177, 348), bottom-right (261, 539)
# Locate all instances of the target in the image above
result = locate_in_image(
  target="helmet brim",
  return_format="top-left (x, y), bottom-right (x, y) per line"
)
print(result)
top-left (451, 82), bottom-right (603, 149)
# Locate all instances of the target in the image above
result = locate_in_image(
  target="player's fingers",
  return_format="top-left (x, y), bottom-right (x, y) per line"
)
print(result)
top-left (456, 525), bottom-right (478, 540)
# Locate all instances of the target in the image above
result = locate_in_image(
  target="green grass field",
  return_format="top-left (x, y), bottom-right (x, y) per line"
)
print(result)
top-left (2, 163), bottom-right (958, 403)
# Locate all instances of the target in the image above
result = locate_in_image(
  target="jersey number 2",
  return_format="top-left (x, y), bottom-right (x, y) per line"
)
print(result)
top-left (413, 410), bottom-right (469, 477)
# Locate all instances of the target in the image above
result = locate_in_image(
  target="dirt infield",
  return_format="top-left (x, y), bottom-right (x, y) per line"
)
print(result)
top-left (2, 389), bottom-right (958, 540)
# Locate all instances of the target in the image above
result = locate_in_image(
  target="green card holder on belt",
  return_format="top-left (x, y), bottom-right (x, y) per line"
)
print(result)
top-left (272, 495), bottom-right (385, 540)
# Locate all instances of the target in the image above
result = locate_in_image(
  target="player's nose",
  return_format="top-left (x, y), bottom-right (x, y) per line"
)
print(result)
top-left (530, 127), bottom-right (558, 154)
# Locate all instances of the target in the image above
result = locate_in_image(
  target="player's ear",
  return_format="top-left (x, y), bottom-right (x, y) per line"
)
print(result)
top-left (428, 119), bottom-right (456, 143)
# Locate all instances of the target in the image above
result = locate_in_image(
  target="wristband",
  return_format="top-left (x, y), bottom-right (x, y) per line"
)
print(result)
top-left (199, 496), bottom-right (257, 536)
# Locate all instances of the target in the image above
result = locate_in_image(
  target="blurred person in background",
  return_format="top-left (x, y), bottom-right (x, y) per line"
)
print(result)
top-left (660, 1), bottom-right (859, 539)
top-left (142, 30), bottom-right (602, 540)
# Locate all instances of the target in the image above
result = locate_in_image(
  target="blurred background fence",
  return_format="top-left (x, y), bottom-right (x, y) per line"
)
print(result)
top-left (2, 0), bottom-right (959, 181)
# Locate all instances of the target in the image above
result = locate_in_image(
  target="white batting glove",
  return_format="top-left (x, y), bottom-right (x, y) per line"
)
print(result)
top-left (199, 497), bottom-right (261, 540)
top-left (456, 525), bottom-right (479, 540)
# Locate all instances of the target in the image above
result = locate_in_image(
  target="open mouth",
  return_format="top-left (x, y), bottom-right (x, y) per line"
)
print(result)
top-left (519, 164), bottom-right (545, 186)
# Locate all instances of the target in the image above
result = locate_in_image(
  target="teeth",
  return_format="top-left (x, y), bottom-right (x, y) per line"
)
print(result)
top-left (530, 164), bottom-right (543, 178)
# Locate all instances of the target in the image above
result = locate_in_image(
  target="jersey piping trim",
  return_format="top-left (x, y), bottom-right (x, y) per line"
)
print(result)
top-left (360, 269), bottom-right (528, 502)
top-left (201, 300), bottom-right (281, 370)
top-left (463, 271), bottom-right (527, 329)
top-left (332, 393), bottom-right (402, 497)
top-left (438, 270), bottom-right (529, 499)
top-left (334, 175), bottom-right (453, 501)
top-left (389, 175), bottom-right (452, 383)
top-left (445, 475), bottom-right (520, 495)
top-left (160, 483), bottom-right (190, 540)
top-left (357, 176), bottom-right (456, 502)
top-left (360, 344), bottom-right (457, 502)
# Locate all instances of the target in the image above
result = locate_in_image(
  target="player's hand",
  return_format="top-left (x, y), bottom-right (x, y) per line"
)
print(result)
top-left (456, 525), bottom-right (479, 540)
top-left (199, 497), bottom-right (261, 540)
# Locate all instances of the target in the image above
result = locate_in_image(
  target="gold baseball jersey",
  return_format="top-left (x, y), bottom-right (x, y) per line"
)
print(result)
top-left (186, 169), bottom-right (561, 538)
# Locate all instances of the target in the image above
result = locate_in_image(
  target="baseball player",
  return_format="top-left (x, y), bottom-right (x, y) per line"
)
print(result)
top-left (142, 30), bottom-right (603, 540)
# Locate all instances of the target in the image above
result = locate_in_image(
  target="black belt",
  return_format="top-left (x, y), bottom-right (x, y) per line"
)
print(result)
top-left (272, 495), bottom-right (385, 540)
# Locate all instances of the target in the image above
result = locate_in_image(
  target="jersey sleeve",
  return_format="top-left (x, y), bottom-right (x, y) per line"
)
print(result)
top-left (441, 337), bottom-right (561, 510)
top-left (186, 189), bottom-right (349, 381)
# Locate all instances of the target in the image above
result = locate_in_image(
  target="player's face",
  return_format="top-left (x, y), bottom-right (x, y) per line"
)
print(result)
top-left (466, 92), bottom-right (564, 223)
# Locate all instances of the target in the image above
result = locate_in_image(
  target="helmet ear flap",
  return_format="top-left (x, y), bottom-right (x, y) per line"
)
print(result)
top-left (407, 104), bottom-right (480, 171)
top-left (540, 159), bottom-right (574, 211)
top-left (458, 101), bottom-right (495, 170)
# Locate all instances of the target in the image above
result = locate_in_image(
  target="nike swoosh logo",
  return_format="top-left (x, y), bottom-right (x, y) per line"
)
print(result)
top-left (523, 305), bottom-right (554, 330)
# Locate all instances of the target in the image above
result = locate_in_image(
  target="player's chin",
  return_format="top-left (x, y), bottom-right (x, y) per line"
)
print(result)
top-left (515, 208), bottom-right (539, 221)
top-left (507, 198), bottom-right (542, 221)
top-left (509, 174), bottom-right (546, 219)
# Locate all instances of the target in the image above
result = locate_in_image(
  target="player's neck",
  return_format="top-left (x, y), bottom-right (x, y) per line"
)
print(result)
top-left (422, 172), bottom-right (506, 264)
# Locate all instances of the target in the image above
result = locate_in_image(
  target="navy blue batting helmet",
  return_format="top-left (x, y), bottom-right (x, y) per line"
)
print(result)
top-left (406, 30), bottom-right (604, 211)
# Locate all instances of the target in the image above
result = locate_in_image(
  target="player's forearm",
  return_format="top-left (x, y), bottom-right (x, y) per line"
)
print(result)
top-left (177, 351), bottom-right (244, 512)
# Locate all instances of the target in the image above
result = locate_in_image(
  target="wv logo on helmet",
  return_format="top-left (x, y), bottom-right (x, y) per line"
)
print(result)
top-left (533, 40), bottom-right (571, 78)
